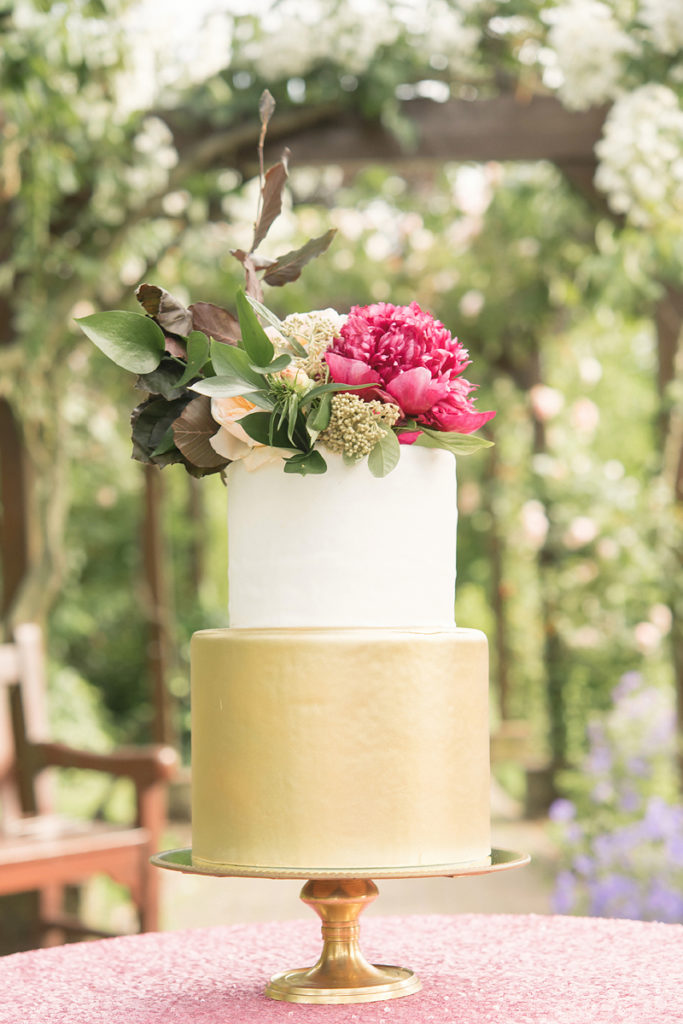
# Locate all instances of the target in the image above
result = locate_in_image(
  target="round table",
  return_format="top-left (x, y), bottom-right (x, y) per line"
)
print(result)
top-left (1, 913), bottom-right (682, 1024)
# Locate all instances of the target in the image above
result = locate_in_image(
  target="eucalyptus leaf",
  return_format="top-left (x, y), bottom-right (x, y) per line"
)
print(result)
top-left (414, 429), bottom-right (494, 455)
top-left (76, 311), bottom-right (165, 373)
top-left (368, 426), bottom-right (401, 478)
top-left (176, 331), bottom-right (210, 387)
top-left (283, 450), bottom-right (327, 475)
top-left (236, 289), bottom-right (274, 366)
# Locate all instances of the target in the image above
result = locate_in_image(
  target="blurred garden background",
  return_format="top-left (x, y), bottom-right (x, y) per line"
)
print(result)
top-left (1, 0), bottom-right (683, 942)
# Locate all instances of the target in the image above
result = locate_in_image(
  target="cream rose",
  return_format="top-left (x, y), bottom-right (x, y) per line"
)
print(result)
top-left (210, 395), bottom-right (293, 471)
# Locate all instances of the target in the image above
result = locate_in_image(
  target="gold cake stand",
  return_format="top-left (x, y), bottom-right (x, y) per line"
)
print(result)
top-left (152, 847), bottom-right (530, 1005)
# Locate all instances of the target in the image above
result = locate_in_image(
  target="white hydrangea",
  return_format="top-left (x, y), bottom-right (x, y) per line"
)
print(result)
top-left (546, 0), bottom-right (639, 110)
top-left (640, 0), bottom-right (683, 55)
top-left (595, 84), bottom-right (683, 227)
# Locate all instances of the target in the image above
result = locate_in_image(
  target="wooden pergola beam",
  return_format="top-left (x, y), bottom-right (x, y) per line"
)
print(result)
top-left (246, 94), bottom-right (608, 169)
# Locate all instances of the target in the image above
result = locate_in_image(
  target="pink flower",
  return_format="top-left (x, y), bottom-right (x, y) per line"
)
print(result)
top-left (325, 301), bottom-right (494, 441)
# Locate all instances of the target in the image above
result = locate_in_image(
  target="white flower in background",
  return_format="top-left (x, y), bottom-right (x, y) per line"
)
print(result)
top-left (546, 0), bottom-right (639, 110)
top-left (640, 0), bottom-right (683, 54)
top-left (529, 384), bottom-right (565, 421)
top-left (521, 499), bottom-right (550, 548)
top-left (595, 85), bottom-right (683, 227)
top-left (570, 397), bottom-right (600, 435)
top-left (563, 516), bottom-right (599, 549)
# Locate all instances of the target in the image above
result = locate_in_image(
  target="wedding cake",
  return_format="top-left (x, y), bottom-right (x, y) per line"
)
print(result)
top-left (190, 445), bottom-right (491, 873)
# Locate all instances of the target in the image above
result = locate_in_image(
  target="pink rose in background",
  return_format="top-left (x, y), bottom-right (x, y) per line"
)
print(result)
top-left (324, 302), bottom-right (494, 443)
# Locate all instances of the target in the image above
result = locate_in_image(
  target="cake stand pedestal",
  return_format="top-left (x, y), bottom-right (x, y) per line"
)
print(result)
top-left (152, 847), bottom-right (529, 1005)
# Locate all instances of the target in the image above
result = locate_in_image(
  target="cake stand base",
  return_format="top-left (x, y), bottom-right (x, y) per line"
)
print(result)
top-left (265, 879), bottom-right (421, 1004)
top-left (152, 847), bottom-right (530, 1004)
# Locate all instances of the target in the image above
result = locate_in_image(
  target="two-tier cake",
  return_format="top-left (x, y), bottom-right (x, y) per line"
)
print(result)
top-left (191, 445), bottom-right (491, 873)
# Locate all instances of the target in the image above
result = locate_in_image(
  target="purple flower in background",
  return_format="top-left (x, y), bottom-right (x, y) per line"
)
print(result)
top-left (549, 798), bottom-right (576, 823)
top-left (552, 673), bottom-right (682, 924)
top-left (646, 880), bottom-right (683, 923)
top-left (611, 671), bottom-right (643, 700)
top-left (552, 871), bottom-right (577, 914)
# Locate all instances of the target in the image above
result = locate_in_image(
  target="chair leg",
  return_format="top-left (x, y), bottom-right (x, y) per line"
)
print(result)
top-left (39, 884), bottom-right (66, 947)
top-left (138, 848), bottom-right (160, 933)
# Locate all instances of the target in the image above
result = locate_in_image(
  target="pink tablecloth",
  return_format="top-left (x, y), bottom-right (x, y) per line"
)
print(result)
top-left (1, 913), bottom-right (682, 1024)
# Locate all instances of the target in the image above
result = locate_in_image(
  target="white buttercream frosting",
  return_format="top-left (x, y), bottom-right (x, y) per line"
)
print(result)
top-left (225, 446), bottom-right (457, 628)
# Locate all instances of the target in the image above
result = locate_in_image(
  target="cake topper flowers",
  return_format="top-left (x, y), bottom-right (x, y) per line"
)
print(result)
top-left (76, 93), bottom-right (494, 478)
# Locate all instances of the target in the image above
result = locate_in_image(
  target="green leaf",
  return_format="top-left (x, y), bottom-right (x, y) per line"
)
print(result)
top-left (176, 331), bottom-right (210, 387)
top-left (368, 426), bottom-right (401, 478)
top-left (190, 376), bottom-right (263, 398)
top-left (299, 381), bottom-right (376, 410)
top-left (235, 289), bottom-right (274, 366)
top-left (245, 295), bottom-right (285, 334)
top-left (150, 424), bottom-right (177, 457)
top-left (131, 394), bottom-right (193, 466)
top-left (136, 357), bottom-right (187, 400)
top-left (307, 392), bottom-right (332, 433)
top-left (250, 354), bottom-right (291, 374)
top-left (239, 411), bottom-right (300, 450)
top-left (283, 450), bottom-right (328, 475)
top-left (209, 339), bottom-right (263, 387)
top-left (76, 311), bottom-right (165, 373)
top-left (287, 392), bottom-right (299, 444)
top-left (414, 429), bottom-right (494, 456)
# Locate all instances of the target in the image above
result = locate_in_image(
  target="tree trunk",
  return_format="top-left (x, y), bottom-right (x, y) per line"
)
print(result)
top-left (142, 467), bottom-right (175, 746)
top-left (654, 286), bottom-right (683, 783)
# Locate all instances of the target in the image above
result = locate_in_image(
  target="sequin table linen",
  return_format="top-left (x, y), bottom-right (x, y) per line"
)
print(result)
top-left (1, 913), bottom-right (682, 1024)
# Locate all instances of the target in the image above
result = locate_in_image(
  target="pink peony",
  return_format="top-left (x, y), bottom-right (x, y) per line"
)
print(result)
top-left (324, 301), bottom-right (494, 442)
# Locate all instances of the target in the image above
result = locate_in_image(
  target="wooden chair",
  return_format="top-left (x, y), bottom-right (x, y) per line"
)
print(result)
top-left (0, 623), bottom-right (177, 946)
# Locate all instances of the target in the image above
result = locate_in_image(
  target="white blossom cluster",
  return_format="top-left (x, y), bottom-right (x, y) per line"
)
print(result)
top-left (242, 0), bottom-right (481, 82)
top-left (546, 0), bottom-right (639, 111)
top-left (242, 0), bottom-right (399, 81)
top-left (640, 0), bottom-right (683, 55)
top-left (595, 85), bottom-right (683, 227)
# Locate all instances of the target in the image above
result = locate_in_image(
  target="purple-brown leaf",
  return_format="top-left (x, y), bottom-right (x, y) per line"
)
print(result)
top-left (263, 229), bottom-right (337, 287)
top-left (172, 395), bottom-right (229, 470)
top-left (231, 250), bottom-right (264, 302)
top-left (251, 149), bottom-right (290, 252)
top-left (188, 302), bottom-right (241, 345)
top-left (136, 283), bottom-right (193, 336)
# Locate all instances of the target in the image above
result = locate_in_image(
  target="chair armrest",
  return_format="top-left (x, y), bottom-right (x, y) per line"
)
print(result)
top-left (36, 742), bottom-right (178, 786)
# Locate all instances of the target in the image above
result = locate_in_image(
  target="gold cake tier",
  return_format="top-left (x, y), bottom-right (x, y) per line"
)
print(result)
top-left (191, 627), bottom-right (490, 872)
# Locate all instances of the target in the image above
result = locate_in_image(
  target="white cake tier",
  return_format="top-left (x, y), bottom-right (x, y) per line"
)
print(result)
top-left (225, 446), bottom-right (457, 628)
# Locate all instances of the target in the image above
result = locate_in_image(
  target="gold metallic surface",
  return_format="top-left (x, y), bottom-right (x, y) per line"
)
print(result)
top-left (265, 880), bottom-right (421, 1004)
top-left (191, 627), bottom-right (490, 872)
top-left (152, 850), bottom-right (531, 1004)
top-left (152, 846), bottom-right (530, 878)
